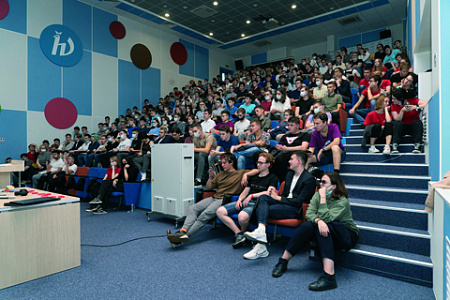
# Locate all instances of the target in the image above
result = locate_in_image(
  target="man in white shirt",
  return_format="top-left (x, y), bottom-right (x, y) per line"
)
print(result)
top-left (33, 150), bottom-right (65, 189)
top-left (48, 153), bottom-right (78, 193)
top-left (116, 130), bottom-right (132, 161)
top-left (201, 109), bottom-right (216, 133)
top-left (234, 108), bottom-right (251, 141)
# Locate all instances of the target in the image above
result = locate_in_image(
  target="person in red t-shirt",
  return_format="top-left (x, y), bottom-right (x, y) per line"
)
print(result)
top-left (363, 96), bottom-right (393, 154)
top-left (390, 89), bottom-right (427, 154)
top-left (372, 59), bottom-right (387, 78)
top-left (358, 66), bottom-right (372, 95)
top-left (350, 74), bottom-right (383, 124)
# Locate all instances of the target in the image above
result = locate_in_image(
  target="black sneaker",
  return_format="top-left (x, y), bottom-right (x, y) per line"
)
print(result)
top-left (309, 272), bottom-right (337, 291)
top-left (93, 208), bottom-right (108, 215)
top-left (85, 205), bottom-right (96, 212)
top-left (232, 233), bottom-right (247, 249)
top-left (272, 258), bottom-right (288, 277)
top-left (89, 197), bottom-right (102, 205)
top-left (166, 229), bottom-right (181, 248)
top-left (167, 230), bottom-right (189, 243)
top-left (412, 145), bottom-right (421, 154)
top-left (391, 146), bottom-right (399, 154)
top-left (194, 178), bottom-right (202, 187)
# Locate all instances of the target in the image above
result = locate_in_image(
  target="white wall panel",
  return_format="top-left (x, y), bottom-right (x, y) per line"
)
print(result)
top-left (117, 16), bottom-right (141, 63)
top-left (92, 52), bottom-right (118, 119)
top-left (27, 0), bottom-right (62, 39)
top-left (159, 32), bottom-right (179, 74)
top-left (141, 24), bottom-right (162, 70)
top-left (27, 111), bottom-right (65, 145)
top-left (0, 29), bottom-right (27, 111)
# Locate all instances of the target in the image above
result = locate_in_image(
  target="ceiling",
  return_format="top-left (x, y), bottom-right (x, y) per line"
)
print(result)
top-left (83, 0), bottom-right (407, 57)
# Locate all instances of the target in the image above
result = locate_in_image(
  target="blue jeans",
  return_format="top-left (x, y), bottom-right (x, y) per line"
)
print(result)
top-left (223, 200), bottom-right (255, 218)
top-left (233, 145), bottom-right (261, 170)
top-left (353, 107), bottom-right (372, 124)
top-left (256, 194), bottom-right (300, 225)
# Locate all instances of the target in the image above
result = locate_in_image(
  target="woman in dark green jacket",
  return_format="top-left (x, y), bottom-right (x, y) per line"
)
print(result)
top-left (271, 172), bottom-right (359, 292)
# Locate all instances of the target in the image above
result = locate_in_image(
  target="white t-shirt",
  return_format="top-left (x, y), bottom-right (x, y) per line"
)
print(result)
top-left (63, 163), bottom-right (78, 175)
top-left (234, 119), bottom-right (250, 134)
top-left (117, 139), bottom-right (132, 150)
top-left (270, 98), bottom-right (291, 112)
top-left (49, 158), bottom-right (64, 172)
top-left (287, 174), bottom-right (300, 198)
top-left (201, 119), bottom-right (216, 133)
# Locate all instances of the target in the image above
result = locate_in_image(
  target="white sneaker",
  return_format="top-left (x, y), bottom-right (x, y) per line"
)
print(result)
top-left (368, 146), bottom-right (380, 153)
top-left (140, 172), bottom-right (146, 181)
top-left (244, 227), bottom-right (267, 243)
top-left (382, 145), bottom-right (391, 155)
top-left (243, 243), bottom-right (269, 260)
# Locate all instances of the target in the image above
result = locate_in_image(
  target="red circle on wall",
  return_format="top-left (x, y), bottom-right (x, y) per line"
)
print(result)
top-left (44, 98), bottom-right (78, 129)
top-left (170, 42), bottom-right (188, 65)
top-left (110, 21), bottom-right (126, 39)
top-left (0, 0), bottom-right (10, 20)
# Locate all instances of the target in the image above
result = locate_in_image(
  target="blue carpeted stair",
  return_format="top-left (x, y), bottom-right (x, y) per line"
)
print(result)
top-left (340, 120), bottom-right (431, 286)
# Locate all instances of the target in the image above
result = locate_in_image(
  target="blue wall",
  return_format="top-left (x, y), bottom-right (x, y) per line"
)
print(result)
top-left (179, 39), bottom-right (209, 79)
top-left (338, 28), bottom-right (387, 49)
top-left (441, 0), bottom-right (450, 179)
top-left (428, 92), bottom-right (440, 181)
top-left (0, 110), bottom-right (27, 160)
top-left (251, 52), bottom-right (267, 65)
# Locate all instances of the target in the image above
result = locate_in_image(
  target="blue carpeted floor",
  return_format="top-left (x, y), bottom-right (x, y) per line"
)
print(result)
top-left (0, 202), bottom-right (435, 300)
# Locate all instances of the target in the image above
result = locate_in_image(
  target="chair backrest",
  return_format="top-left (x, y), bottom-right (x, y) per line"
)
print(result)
top-left (271, 120), bottom-right (279, 129)
top-left (75, 167), bottom-right (89, 177)
top-left (136, 172), bottom-right (141, 181)
top-left (279, 181), bottom-right (285, 194)
top-left (235, 103), bottom-right (243, 108)
top-left (302, 203), bottom-right (309, 221)
top-left (87, 167), bottom-right (99, 178)
top-left (97, 168), bottom-right (108, 179)
top-left (269, 140), bottom-right (278, 147)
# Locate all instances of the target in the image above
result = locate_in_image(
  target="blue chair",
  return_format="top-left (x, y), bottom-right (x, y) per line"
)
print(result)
top-left (350, 88), bottom-right (359, 107)
top-left (270, 120), bottom-right (279, 129)
top-left (111, 172), bottom-right (142, 212)
top-left (235, 103), bottom-right (243, 108)
top-left (270, 140), bottom-right (278, 147)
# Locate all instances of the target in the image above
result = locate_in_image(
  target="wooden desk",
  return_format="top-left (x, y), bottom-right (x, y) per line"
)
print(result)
top-left (0, 160), bottom-right (24, 188)
top-left (0, 189), bottom-right (80, 290)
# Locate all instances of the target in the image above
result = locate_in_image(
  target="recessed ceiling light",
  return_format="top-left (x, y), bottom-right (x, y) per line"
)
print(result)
top-left (213, 1), bottom-right (218, 6)
top-left (226, 31), bottom-right (230, 34)
top-left (241, 33), bottom-right (245, 37)
top-left (330, 7), bottom-right (334, 10)
top-left (183, 6), bottom-right (188, 9)
top-left (291, 4), bottom-right (297, 9)
top-left (163, 5), bottom-right (167, 8)
top-left (209, 32), bottom-right (213, 36)
top-left (253, 3), bottom-right (258, 7)
top-left (228, 20), bottom-right (234, 23)
top-left (246, 20), bottom-right (251, 24)
top-left (165, 13), bottom-right (170, 17)
top-left (211, 19), bottom-right (216, 23)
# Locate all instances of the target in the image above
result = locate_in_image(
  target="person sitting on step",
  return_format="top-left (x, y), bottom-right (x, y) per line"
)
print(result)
top-left (362, 96), bottom-right (393, 154)
top-left (271, 172), bottom-right (358, 292)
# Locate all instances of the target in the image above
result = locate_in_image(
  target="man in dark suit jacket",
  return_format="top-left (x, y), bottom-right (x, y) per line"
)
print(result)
top-left (242, 151), bottom-right (316, 260)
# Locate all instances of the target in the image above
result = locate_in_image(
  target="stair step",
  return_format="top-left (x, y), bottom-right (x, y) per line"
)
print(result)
top-left (345, 152), bottom-right (425, 163)
top-left (345, 144), bottom-right (415, 153)
top-left (340, 173), bottom-right (430, 190)
top-left (341, 162), bottom-right (428, 176)
top-left (345, 135), bottom-right (415, 145)
top-left (345, 244), bottom-right (432, 287)
top-left (355, 221), bottom-right (430, 256)
top-left (346, 184), bottom-right (427, 204)
top-left (350, 198), bottom-right (428, 231)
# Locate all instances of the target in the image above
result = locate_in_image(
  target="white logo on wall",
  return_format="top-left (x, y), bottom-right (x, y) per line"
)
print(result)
top-left (52, 31), bottom-right (75, 56)
top-left (40, 24), bottom-right (83, 67)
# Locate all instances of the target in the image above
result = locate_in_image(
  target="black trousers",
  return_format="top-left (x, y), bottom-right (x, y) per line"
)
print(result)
top-left (285, 221), bottom-right (358, 261)
top-left (392, 119), bottom-right (423, 144)
top-left (273, 151), bottom-right (292, 182)
top-left (98, 180), bottom-right (124, 210)
top-left (370, 123), bottom-right (393, 139)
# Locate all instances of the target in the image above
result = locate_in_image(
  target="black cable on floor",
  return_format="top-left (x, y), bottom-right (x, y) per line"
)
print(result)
top-left (81, 234), bottom-right (167, 247)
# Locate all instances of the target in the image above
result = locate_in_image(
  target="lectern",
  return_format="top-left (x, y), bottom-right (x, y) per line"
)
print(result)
top-left (0, 159), bottom-right (24, 188)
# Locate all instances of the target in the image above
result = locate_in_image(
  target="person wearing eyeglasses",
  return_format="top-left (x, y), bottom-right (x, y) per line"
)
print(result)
top-left (166, 153), bottom-right (258, 247)
top-left (306, 112), bottom-right (346, 174)
top-left (216, 153), bottom-right (279, 249)
top-left (271, 172), bottom-right (358, 292)
top-left (243, 151), bottom-right (316, 260)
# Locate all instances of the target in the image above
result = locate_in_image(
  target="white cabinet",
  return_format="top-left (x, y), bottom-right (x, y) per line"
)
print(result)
top-left (150, 144), bottom-right (194, 223)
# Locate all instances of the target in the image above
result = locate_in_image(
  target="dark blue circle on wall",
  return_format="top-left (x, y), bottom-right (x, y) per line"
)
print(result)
top-left (39, 24), bottom-right (83, 67)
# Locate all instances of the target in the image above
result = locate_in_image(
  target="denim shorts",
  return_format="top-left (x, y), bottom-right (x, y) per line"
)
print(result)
top-left (223, 200), bottom-right (255, 217)
top-left (314, 148), bottom-right (346, 166)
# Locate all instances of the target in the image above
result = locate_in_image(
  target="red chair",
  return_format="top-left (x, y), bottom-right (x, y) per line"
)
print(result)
top-left (67, 167), bottom-right (89, 196)
top-left (266, 181), bottom-right (313, 242)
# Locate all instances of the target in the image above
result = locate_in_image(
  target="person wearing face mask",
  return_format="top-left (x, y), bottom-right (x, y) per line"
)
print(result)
top-left (234, 108), bottom-right (251, 141)
top-left (269, 87), bottom-right (291, 120)
top-left (295, 86), bottom-right (315, 122)
top-left (271, 172), bottom-right (358, 292)
top-left (138, 117), bottom-right (150, 134)
top-left (36, 144), bottom-right (52, 172)
top-left (153, 125), bottom-right (173, 144)
top-left (334, 72), bottom-right (352, 104)
top-left (148, 118), bottom-right (161, 140)
top-left (133, 132), bottom-right (153, 181)
top-left (304, 101), bottom-right (332, 131)
top-left (312, 75), bottom-right (327, 101)
top-left (126, 117), bottom-right (139, 138)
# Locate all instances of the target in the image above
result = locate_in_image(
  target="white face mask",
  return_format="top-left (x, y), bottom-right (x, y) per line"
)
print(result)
top-left (300, 91), bottom-right (307, 97)
top-left (265, 95), bottom-right (271, 101)
top-left (276, 95), bottom-right (282, 100)
top-left (314, 107), bottom-right (321, 114)
top-left (131, 134), bottom-right (137, 139)
top-left (163, 121), bottom-right (168, 125)
top-left (40, 149), bottom-right (46, 152)
top-left (174, 117), bottom-right (179, 122)
top-left (316, 81), bottom-right (321, 86)
top-left (326, 186), bottom-right (334, 196)
top-left (120, 135), bottom-right (125, 140)
top-left (193, 132), bottom-right (200, 138)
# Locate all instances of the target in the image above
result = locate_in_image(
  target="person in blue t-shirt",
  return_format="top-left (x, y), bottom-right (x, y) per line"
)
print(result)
top-left (240, 93), bottom-right (256, 118)
top-left (226, 98), bottom-right (238, 117)
top-left (208, 125), bottom-right (240, 167)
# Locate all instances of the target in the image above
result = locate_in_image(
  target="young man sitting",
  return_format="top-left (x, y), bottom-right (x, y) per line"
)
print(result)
top-left (208, 125), bottom-right (240, 167)
top-left (193, 123), bottom-right (217, 186)
top-left (306, 112), bottom-right (346, 173)
top-left (166, 153), bottom-right (258, 247)
top-left (216, 153), bottom-right (279, 248)
top-left (243, 151), bottom-right (316, 259)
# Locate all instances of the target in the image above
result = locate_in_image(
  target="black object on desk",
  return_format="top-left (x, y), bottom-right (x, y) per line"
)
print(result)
top-left (4, 197), bottom-right (60, 206)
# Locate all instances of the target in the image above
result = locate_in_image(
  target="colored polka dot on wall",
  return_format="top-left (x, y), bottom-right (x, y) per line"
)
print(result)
top-left (130, 43), bottom-right (152, 69)
top-left (0, 0), bottom-right (10, 20)
top-left (170, 42), bottom-right (187, 65)
top-left (110, 21), bottom-right (126, 39)
top-left (44, 98), bottom-right (78, 129)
